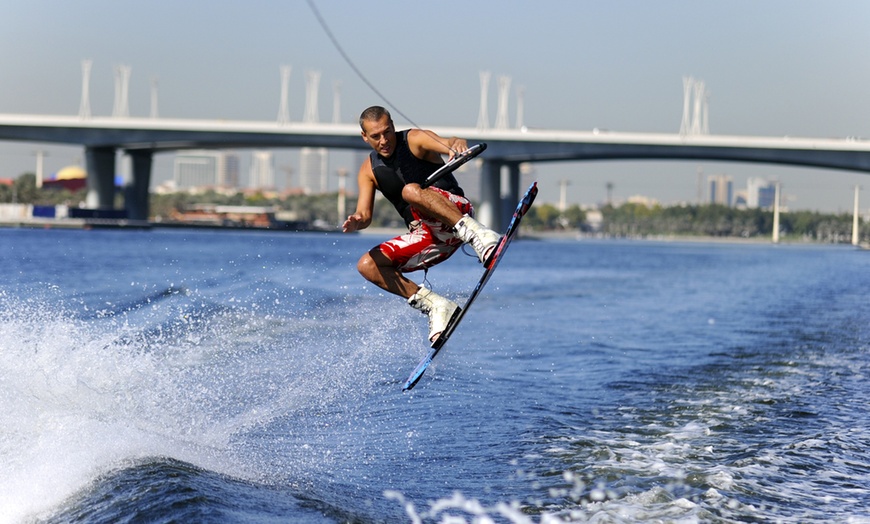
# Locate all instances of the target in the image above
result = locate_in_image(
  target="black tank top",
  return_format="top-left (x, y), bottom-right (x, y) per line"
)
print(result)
top-left (370, 130), bottom-right (464, 226)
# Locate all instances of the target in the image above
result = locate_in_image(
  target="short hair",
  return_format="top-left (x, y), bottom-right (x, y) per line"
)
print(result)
top-left (359, 105), bottom-right (391, 130)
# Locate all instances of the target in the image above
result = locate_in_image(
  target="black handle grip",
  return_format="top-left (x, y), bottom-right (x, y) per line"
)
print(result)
top-left (421, 143), bottom-right (487, 189)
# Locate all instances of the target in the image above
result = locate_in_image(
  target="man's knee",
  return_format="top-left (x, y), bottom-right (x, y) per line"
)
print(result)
top-left (357, 252), bottom-right (376, 279)
top-left (357, 248), bottom-right (392, 280)
top-left (401, 183), bottom-right (423, 205)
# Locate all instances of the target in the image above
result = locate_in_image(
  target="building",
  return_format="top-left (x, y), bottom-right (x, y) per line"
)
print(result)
top-left (708, 174), bottom-right (733, 206)
top-left (299, 147), bottom-right (328, 193)
top-left (43, 165), bottom-right (87, 191)
top-left (173, 150), bottom-right (240, 190)
top-left (169, 204), bottom-right (277, 228)
top-left (249, 150), bottom-right (275, 190)
top-left (746, 177), bottom-right (778, 209)
top-left (626, 195), bottom-right (660, 208)
top-left (733, 190), bottom-right (748, 208)
top-left (758, 184), bottom-right (777, 209)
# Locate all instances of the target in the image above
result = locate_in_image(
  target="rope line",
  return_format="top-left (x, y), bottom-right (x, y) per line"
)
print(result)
top-left (305, 0), bottom-right (458, 154)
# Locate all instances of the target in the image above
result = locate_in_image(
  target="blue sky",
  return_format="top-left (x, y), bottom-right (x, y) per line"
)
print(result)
top-left (2, 0), bottom-right (870, 212)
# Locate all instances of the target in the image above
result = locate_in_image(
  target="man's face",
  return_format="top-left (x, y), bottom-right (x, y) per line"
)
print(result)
top-left (361, 115), bottom-right (397, 158)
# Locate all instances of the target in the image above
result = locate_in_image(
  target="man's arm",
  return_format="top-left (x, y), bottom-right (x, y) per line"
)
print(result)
top-left (406, 128), bottom-right (468, 163)
top-left (342, 157), bottom-right (377, 233)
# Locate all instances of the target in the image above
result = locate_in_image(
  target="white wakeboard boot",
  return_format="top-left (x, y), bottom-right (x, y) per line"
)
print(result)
top-left (453, 214), bottom-right (501, 265)
top-left (408, 285), bottom-right (459, 345)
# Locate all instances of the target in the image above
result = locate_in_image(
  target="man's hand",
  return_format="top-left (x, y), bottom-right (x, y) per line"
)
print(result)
top-left (342, 213), bottom-right (365, 233)
top-left (446, 137), bottom-right (469, 160)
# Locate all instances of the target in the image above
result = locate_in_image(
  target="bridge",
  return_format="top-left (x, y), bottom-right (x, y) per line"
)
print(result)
top-left (2, 112), bottom-right (870, 230)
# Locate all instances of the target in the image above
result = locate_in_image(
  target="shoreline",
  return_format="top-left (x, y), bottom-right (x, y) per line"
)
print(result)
top-left (524, 229), bottom-right (866, 247)
top-left (0, 217), bottom-right (152, 230)
top-left (362, 226), bottom-right (857, 247)
top-left (0, 219), bottom-right (862, 248)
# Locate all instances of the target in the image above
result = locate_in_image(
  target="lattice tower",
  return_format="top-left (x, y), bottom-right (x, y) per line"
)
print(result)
top-left (278, 65), bottom-right (291, 125)
top-left (680, 76), bottom-right (709, 136)
top-left (150, 76), bottom-right (159, 119)
top-left (494, 75), bottom-right (511, 129)
top-left (79, 59), bottom-right (92, 119)
top-left (515, 85), bottom-right (525, 129)
top-left (304, 70), bottom-right (321, 123)
top-left (680, 76), bottom-right (693, 135)
top-left (332, 80), bottom-right (341, 124)
top-left (113, 64), bottom-right (131, 118)
top-left (476, 71), bottom-right (490, 130)
top-left (691, 80), bottom-right (705, 135)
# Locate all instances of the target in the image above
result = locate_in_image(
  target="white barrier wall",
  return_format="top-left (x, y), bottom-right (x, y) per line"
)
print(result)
top-left (0, 204), bottom-right (32, 219)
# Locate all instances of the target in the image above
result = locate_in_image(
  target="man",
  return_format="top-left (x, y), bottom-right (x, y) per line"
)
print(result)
top-left (342, 106), bottom-right (500, 345)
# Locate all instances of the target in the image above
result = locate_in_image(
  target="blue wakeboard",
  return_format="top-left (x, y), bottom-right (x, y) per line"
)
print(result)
top-left (402, 181), bottom-right (538, 391)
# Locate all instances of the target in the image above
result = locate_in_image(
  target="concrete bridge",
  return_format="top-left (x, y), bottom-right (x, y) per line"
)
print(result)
top-left (2, 113), bottom-right (870, 230)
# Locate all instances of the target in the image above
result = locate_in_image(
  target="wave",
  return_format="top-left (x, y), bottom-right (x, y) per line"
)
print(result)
top-left (6, 237), bottom-right (870, 523)
top-left (40, 457), bottom-right (338, 524)
top-left (0, 284), bottom-right (412, 523)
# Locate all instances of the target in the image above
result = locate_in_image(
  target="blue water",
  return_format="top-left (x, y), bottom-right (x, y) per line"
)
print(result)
top-left (1, 228), bottom-right (869, 523)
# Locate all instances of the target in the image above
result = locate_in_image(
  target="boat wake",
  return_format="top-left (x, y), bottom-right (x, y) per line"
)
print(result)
top-left (0, 283), bottom-right (410, 523)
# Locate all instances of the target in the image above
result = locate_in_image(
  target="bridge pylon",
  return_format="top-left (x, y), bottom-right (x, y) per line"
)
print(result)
top-left (494, 75), bottom-right (511, 130)
top-left (278, 65), bottom-right (291, 125)
top-left (476, 159), bottom-right (521, 232)
top-left (113, 65), bottom-right (131, 118)
top-left (79, 59), bottom-right (92, 119)
top-left (680, 76), bottom-right (709, 136)
top-left (477, 71), bottom-right (490, 130)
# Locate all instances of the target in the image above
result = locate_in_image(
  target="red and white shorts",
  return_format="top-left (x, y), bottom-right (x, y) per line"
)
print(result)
top-left (378, 187), bottom-right (474, 273)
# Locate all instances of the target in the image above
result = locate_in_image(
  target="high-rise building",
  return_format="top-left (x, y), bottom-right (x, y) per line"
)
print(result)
top-left (757, 183), bottom-right (777, 209)
top-left (747, 177), bottom-right (778, 209)
top-left (173, 150), bottom-right (239, 190)
top-left (299, 147), bottom-right (329, 193)
top-left (708, 174), bottom-right (733, 206)
top-left (249, 150), bottom-right (275, 190)
top-left (223, 153), bottom-right (240, 188)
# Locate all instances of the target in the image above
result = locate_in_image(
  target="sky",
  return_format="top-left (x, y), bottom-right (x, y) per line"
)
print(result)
top-left (2, 0), bottom-right (870, 212)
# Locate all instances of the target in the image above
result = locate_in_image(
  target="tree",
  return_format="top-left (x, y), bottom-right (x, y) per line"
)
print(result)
top-left (526, 203), bottom-right (562, 230)
top-left (6, 173), bottom-right (38, 203)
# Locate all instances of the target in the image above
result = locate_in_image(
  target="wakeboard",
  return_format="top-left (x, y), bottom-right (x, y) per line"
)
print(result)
top-left (402, 181), bottom-right (539, 391)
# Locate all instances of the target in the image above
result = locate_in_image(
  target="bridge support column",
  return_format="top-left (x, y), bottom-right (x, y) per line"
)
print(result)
top-left (85, 146), bottom-right (116, 209)
top-left (126, 150), bottom-right (153, 221)
top-left (478, 159), bottom-right (503, 231)
top-left (503, 162), bottom-right (521, 224)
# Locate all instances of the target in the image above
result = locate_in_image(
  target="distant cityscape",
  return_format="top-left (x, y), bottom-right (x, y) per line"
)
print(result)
top-left (1, 65), bottom-right (868, 216)
top-left (2, 146), bottom-right (867, 246)
top-left (706, 174), bottom-right (779, 210)
top-left (152, 148), bottom-right (481, 200)
top-left (158, 149), bottom-right (784, 211)
top-left (1, 145), bottom-right (860, 224)
top-left (160, 148), bottom-right (333, 195)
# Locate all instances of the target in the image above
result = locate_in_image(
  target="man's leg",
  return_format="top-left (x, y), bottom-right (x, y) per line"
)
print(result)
top-left (357, 236), bottom-right (458, 344)
top-left (401, 184), bottom-right (463, 227)
top-left (403, 184), bottom-right (501, 265)
top-left (356, 248), bottom-right (418, 299)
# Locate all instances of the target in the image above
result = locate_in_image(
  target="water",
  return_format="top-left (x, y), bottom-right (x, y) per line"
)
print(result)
top-left (1, 228), bottom-right (869, 523)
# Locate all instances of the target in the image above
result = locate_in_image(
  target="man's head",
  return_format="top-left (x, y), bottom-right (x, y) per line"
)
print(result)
top-left (360, 105), bottom-right (397, 158)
